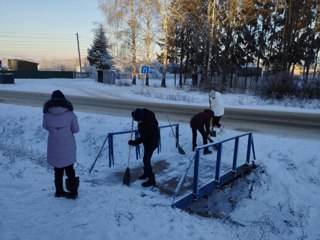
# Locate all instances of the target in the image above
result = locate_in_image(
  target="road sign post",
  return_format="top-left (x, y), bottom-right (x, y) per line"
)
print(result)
top-left (141, 65), bottom-right (150, 85)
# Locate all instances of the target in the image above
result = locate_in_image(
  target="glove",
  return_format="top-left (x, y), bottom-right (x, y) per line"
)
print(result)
top-left (128, 140), bottom-right (135, 146)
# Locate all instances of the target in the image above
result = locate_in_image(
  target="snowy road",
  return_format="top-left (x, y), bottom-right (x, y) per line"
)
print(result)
top-left (1, 89), bottom-right (320, 139)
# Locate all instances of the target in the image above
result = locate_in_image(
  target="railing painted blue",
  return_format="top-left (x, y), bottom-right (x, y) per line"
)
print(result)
top-left (89, 124), bottom-right (180, 173)
top-left (172, 132), bottom-right (256, 209)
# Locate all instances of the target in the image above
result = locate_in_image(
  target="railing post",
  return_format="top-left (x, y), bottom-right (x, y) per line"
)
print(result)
top-left (193, 149), bottom-right (200, 199)
top-left (246, 133), bottom-right (252, 164)
top-left (157, 128), bottom-right (161, 153)
top-left (108, 133), bottom-right (114, 167)
top-left (134, 131), bottom-right (140, 160)
top-left (215, 143), bottom-right (222, 184)
top-left (175, 124), bottom-right (179, 148)
top-left (251, 135), bottom-right (256, 160)
top-left (232, 137), bottom-right (239, 173)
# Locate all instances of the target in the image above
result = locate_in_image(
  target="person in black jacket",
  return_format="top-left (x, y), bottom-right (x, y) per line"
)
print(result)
top-left (128, 108), bottom-right (159, 187)
top-left (190, 109), bottom-right (214, 155)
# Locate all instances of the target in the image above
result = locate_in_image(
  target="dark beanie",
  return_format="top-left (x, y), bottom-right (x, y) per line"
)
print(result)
top-left (132, 108), bottom-right (144, 121)
top-left (51, 90), bottom-right (66, 100)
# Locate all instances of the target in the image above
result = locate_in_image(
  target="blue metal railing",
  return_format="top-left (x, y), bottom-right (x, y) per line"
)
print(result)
top-left (89, 124), bottom-right (180, 172)
top-left (172, 132), bottom-right (256, 209)
top-left (107, 129), bottom-right (142, 167)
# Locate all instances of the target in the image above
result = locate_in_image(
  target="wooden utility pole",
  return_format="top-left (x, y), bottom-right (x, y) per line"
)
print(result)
top-left (129, 0), bottom-right (137, 85)
top-left (145, 0), bottom-right (152, 86)
top-left (76, 33), bottom-right (82, 73)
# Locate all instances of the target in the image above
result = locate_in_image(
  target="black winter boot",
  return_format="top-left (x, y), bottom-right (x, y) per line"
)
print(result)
top-left (138, 174), bottom-right (148, 180)
top-left (65, 177), bottom-right (79, 199)
top-left (54, 180), bottom-right (67, 198)
top-left (203, 148), bottom-right (212, 155)
top-left (141, 175), bottom-right (156, 187)
top-left (138, 168), bottom-right (148, 180)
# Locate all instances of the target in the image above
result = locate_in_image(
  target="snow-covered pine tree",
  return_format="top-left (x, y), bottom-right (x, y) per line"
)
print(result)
top-left (87, 24), bottom-right (113, 70)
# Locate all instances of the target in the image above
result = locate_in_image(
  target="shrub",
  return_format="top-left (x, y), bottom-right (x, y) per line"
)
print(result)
top-left (300, 80), bottom-right (320, 99)
top-left (258, 72), bottom-right (298, 99)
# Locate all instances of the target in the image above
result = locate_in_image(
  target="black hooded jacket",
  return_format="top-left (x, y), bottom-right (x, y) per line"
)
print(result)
top-left (132, 108), bottom-right (159, 151)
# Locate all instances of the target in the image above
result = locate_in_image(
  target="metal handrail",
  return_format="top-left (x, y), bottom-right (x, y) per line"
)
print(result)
top-left (89, 124), bottom-right (180, 172)
top-left (172, 132), bottom-right (256, 208)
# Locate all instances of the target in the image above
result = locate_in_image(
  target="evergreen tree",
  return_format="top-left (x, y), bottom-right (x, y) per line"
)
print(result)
top-left (87, 24), bottom-right (113, 70)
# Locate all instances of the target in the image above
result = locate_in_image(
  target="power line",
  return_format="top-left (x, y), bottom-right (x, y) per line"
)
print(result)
top-left (0, 32), bottom-right (93, 60)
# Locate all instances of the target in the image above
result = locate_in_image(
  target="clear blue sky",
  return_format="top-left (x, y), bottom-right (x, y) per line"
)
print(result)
top-left (0, 0), bottom-right (105, 60)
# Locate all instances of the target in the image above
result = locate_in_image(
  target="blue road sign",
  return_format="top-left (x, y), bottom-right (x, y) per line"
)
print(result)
top-left (141, 65), bottom-right (149, 74)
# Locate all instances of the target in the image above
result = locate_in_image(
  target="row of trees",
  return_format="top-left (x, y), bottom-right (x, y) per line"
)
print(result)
top-left (167, 0), bottom-right (320, 89)
top-left (93, 0), bottom-right (320, 91)
top-left (98, 0), bottom-right (163, 86)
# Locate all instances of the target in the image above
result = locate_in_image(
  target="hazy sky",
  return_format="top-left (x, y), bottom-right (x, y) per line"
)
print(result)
top-left (0, 0), bottom-right (105, 61)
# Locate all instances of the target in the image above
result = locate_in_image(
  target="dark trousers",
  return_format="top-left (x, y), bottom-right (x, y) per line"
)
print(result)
top-left (54, 164), bottom-right (75, 182)
top-left (143, 148), bottom-right (155, 177)
top-left (192, 127), bottom-right (208, 148)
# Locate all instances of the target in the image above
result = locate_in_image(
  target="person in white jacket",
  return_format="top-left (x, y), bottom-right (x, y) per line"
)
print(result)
top-left (209, 90), bottom-right (224, 132)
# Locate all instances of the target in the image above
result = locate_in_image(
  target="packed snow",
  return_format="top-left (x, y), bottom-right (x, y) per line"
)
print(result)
top-left (0, 77), bottom-right (319, 240)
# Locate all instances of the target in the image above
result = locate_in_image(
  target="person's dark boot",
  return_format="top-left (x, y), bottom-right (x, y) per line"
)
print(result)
top-left (65, 177), bottom-right (79, 199)
top-left (203, 148), bottom-right (212, 155)
top-left (192, 144), bottom-right (197, 151)
top-left (54, 180), bottom-right (67, 198)
top-left (138, 174), bottom-right (148, 180)
top-left (138, 168), bottom-right (148, 180)
top-left (141, 174), bottom-right (156, 187)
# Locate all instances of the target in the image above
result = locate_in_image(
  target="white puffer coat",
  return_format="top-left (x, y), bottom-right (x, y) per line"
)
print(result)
top-left (209, 91), bottom-right (225, 117)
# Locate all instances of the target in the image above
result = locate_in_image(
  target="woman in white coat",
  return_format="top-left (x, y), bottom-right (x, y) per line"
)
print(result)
top-left (209, 90), bottom-right (224, 130)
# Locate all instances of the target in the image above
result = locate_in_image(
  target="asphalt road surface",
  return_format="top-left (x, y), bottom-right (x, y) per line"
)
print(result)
top-left (1, 90), bottom-right (319, 139)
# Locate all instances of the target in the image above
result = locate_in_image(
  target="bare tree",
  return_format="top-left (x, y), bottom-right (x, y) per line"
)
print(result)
top-left (217, 0), bottom-right (258, 89)
top-left (157, 0), bottom-right (170, 87)
top-left (206, 0), bottom-right (218, 87)
top-left (99, 0), bottom-right (141, 84)
top-left (312, 2), bottom-right (320, 81)
top-left (143, 0), bottom-right (159, 86)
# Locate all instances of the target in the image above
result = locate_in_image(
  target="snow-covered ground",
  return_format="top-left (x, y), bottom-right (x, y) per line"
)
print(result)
top-left (0, 77), bottom-right (319, 240)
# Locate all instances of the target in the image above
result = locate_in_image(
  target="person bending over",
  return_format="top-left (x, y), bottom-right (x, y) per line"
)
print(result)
top-left (190, 109), bottom-right (214, 155)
